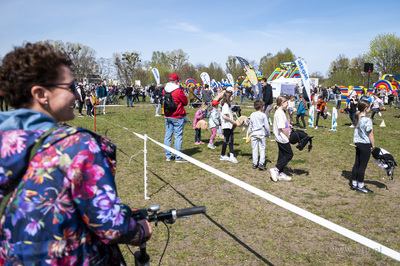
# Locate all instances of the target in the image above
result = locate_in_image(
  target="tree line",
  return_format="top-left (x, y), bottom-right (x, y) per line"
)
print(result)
top-left (34, 33), bottom-right (400, 88)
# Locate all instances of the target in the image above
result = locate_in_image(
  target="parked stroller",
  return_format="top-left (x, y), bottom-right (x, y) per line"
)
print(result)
top-left (372, 147), bottom-right (397, 180)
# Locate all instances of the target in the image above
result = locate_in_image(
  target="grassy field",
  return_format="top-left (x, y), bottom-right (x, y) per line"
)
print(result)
top-left (69, 98), bottom-right (400, 265)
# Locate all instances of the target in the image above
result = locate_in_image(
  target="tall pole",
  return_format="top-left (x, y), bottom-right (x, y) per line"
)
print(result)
top-left (367, 72), bottom-right (371, 93)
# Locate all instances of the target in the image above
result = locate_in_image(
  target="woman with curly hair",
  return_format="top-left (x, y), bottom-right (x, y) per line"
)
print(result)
top-left (0, 43), bottom-right (151, 265)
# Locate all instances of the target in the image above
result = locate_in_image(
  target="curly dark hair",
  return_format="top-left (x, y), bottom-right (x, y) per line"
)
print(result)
top-left (0, 42), bottom-right (73, 108)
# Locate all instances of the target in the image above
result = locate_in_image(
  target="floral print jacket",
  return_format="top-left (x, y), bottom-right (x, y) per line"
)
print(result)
top-left (0, 126), bottom-right (144, 265)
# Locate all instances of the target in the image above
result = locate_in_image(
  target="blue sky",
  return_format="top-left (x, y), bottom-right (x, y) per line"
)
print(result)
top-left (0, 0), bottom-right (399, 77)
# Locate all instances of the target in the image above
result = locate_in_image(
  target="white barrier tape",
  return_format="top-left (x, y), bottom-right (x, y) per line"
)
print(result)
top-left (95, 119), bottom-right (400, 261)
top-left (96, 118), bottom-right (146, 140)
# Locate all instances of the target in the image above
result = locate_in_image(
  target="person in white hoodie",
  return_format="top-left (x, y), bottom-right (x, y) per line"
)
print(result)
top-left (163, 73), bottom-right (188, 163)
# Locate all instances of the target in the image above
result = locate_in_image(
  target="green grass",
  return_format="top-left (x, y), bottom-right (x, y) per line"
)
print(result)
top-left (69, 98), bottom-right (400, 265)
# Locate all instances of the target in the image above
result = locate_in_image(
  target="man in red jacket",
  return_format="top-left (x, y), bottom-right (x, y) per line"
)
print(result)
top-left (163, 73), bottom-right (188, 162)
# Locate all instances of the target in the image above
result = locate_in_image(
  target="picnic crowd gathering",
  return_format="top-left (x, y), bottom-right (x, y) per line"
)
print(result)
top-left (0, 42), bottom-right (398, 264)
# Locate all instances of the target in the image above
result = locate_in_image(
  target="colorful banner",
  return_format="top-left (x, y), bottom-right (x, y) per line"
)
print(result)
top-left (200, 72), bottom-right (211, 86)
top-left (227, 73), bottom-right (234, 86)
top-left (236, 56), bottom-right (258, 85)
top-left (295, 59), bottom-right (312, 103)
top-left (211, 79), bottom-right (218, 87)
top-left (151, 68), bottom-right (160, 85)
top-left (331, 107), bottom-right (338, 131)
top-left (308, 105), bottom-right (314, 127)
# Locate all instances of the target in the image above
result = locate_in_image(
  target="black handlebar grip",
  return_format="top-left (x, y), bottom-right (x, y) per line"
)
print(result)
top-left (176, 206), bottom-right (206, 217)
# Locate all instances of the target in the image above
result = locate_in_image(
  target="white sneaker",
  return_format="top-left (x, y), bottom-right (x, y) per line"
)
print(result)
top-left (278, 172), bottom-right (292, 181)
top-left (269, 168), bottom-right (278, 182)
top-left (155, 114), bottom-right (161, 117)
top-left (220, 155), bottom-right (230, 161)
top-left (349, 125), bottom-right (354, 128)
top-left (315, 126), bottom-right (318, 129)
top-left (208, 143), bottom-right (216, 149)
top-left (229, 154), bottom-right (238, 164)
top-left (327, 112), bottom-right (332, 116)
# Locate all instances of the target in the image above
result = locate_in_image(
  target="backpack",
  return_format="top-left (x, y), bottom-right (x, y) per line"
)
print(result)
top-left (162, 91), bottom-right (177, 113)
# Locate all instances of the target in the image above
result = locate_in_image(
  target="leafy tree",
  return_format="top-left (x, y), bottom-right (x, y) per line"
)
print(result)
top-left (259, 48), bottom-right (296, 79)
top-left (177, 62), bottom-right (197, 82)
top-left (365, 33), bottom-right (400, 75)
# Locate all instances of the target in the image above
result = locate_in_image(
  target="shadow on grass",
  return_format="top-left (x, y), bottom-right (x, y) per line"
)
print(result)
top-left (182, 147), bottom-right (202, 156)
top-left (341, 170), bottom-right (388, 190)
top-left (286, 167), bottom-right (309, 176)
top-left (148, 169), bottom-right (274, 265)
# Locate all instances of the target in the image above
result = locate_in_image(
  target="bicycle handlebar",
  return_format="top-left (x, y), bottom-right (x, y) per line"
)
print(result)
top-left (132, 205), bottom-right (206, 224)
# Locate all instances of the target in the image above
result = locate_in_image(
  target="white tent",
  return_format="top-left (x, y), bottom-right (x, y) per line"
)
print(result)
top-left (269, 77), bottom-right (299, 98)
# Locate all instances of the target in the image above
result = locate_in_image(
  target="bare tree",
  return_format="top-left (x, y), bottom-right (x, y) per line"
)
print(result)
top-left (113, 51), bottom-right (141, 85)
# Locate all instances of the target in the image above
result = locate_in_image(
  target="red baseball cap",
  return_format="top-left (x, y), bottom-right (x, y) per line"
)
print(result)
top-left (168, 73), bottom-right (180, 81)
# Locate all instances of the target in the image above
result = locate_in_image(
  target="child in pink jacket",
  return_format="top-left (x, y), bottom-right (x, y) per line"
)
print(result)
top-left (193, 103), bottom-right (207, 145)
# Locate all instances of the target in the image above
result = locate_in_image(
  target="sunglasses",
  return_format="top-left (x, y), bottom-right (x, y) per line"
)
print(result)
top-left (39, 82), bottom-right (77, 94)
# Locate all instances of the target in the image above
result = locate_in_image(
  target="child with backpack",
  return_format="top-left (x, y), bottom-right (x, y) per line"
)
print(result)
top-left (193, 103), bottom-right (207, 145)
top-left (208, 100), bottom-right (220, 149)
top-left (85, 91), bottom-right (94, 117)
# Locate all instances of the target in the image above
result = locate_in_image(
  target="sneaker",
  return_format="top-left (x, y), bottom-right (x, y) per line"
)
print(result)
top-left (269, 168), bottom-right (278, 182)
top-left (199, 141), bottom-right (205, 144)
top-left (350, 184), bottom-right (357, 190)
top-left (194, 142), bottom-right (200, 145)
top-left (327, 112), bottom-right (332, 116)
top-left (349, 125), bottom-right (354, 128)
top-left (208, 143), bottom-right (216, 149)
top-left (259, 164), bottom-right (267, 171)
top-left (175, 158), bottom-right (188, 163)
top-left (166, 157), bottom-right (174, 162)
top-left (315, 126), bottom-right (318, 129)
top-left (252, 164), bottom-right (258, 169)
top-left (356, 186), bottom-right (373, 194)
top-left (220, 155), bottom-right (230, 161)
top-left (229, 156), bottom-right (238, 164)
top-left (78, 114), bottom-right (84, 117)
top-left (155, 114), bottom-right (161, 117)
top-left (278, 172), bottom-right (292, 181)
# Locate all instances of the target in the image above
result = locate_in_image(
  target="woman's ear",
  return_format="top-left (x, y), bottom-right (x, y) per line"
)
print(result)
top-left (31, 86), bottom-right (49, 106)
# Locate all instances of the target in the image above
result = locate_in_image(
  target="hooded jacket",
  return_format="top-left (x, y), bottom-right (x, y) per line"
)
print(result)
top-left (0, 109), bottom-right (144, 265)
top-left (163, 83), bottom-right (187, 118)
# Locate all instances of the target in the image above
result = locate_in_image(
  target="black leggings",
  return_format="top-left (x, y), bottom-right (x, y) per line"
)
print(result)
top-left (276, 142), bottom-right (293, 173)
top-left (351, 143), bottom-right (371, 183)
top-left (296, 114), bottom-right (306, 128)
top-left (315, 112), bottom-right (327, 126)
top-left (371, 108), bottom-right (379, 120)
top-left (221, 128), bottom-right (234, 156)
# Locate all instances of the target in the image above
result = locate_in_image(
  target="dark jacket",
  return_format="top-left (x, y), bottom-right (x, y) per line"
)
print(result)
top-left (262, 84), bottom-right (273, 105)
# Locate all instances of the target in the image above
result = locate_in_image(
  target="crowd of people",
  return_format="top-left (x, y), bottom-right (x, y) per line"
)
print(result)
top-left (0, 42), bottom-right (398, 264)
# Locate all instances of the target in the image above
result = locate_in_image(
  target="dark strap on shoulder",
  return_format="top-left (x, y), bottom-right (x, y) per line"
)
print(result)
top-left (0, 126), bottom-right (59, 217)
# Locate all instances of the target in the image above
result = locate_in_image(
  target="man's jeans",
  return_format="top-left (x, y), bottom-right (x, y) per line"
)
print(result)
top-left (164, 117), bottom-right (185, 160)
top-left (127, 96), bottom-right (133, 106)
